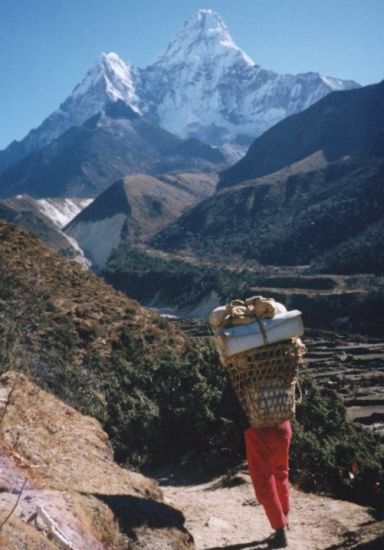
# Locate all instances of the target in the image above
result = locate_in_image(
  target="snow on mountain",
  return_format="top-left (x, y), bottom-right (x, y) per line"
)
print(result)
top-left (61, 232), bottom-right (92, 269)
top-left (152, 9), bottom-right (254, 68)
top-left (36, 198), bottom-right (94, 228)
top-left (140, 9), bottom-right (257, 143)
top-left (53, 51), bottom-right (140, 133)
top-left (72, 52), bottom-right (141, 110)
top-left (0, 9), bottom-right (360, 172)
top-left (34, 196), bottom-right (95, 268)
top-left (0, 194), bottom-right (91, 268)
top-left (140, 9), bottom-right (359, 145)
top-left (0, 53), bottom-right (140, 173)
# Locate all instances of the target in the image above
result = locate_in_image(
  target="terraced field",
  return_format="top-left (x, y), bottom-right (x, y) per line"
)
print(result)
top-left (303, 329), bottom-right (384, 434)
top-left (171, 318), bottom-right (384, 435)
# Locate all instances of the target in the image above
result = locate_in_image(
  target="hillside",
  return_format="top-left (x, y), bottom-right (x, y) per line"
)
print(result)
top-left (150, 137), bottom-right (384, 272)
top-left (0, 371), bottom-right (193, 549)
top-left (65, 172), bottom-right (217, 270)
top-left (0, 220), bottom-right (225, 465)
top-left (1, 220), bottom-right (384, 546)
top-left (219, 79), bottom-right (384, 188)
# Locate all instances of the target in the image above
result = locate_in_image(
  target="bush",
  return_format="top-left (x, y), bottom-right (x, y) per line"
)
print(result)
top-left (290, 377), bottom-right (384, 516)
top-left (103, 334), bottom-right (229, 465)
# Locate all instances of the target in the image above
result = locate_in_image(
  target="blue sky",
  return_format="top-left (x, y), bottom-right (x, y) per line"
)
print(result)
top-left (1, 0), bottom-right (383, 149)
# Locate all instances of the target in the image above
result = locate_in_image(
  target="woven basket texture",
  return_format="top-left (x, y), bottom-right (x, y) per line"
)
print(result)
top-left (224, 338), bottom-right (304, 428)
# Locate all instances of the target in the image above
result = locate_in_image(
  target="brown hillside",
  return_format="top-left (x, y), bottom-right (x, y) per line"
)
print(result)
top-left (0, 219), bottom-right (188, 363)
top-left (0, 195), bottom-right (79, 260)
top-left (65, 171), bottom-right (217, 270)
top-left (0, 371), bottom-right (193, 549)
top-left (0, 219), bottom-right (224, 467)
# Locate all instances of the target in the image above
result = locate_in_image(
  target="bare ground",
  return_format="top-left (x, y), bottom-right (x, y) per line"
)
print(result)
top-left (158, 467), bottom-right (384, 550)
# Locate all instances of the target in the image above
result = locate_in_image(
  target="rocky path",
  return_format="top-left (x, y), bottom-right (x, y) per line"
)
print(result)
top-left (158, 467), bottom-right (384, 550)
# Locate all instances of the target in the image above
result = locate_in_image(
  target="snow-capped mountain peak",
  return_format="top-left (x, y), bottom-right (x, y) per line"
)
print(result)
top-left (154, 9), bottom-right (254, 67)
top-left (0, 53), bottom-right (142, 173)
top-left (140, 10), bottom-right (261, 143)
top-left (72, 52), bottom-right (141, 112)
top-left (0, 9), bottom-right (360, 173)
top-left (137, 9), bottom-right (359, 146)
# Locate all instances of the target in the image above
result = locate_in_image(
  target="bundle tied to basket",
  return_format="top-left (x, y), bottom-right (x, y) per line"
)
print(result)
top-left (210, 296), bottom-right (306, 428)
top-left (223, 338), bottom-right (305, 428)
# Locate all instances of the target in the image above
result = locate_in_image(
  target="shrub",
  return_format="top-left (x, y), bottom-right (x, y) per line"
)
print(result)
top-left (290, 376), bottom-right (384, 516)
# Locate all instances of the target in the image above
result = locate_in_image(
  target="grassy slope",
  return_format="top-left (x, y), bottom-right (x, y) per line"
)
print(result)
top-left (0, 220), bottom-right (226, 464)
top-left (151, 145), bottom-right (384, 271)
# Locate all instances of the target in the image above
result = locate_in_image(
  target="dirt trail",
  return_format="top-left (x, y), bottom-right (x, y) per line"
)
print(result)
top-left (158, 468), bottom-right (383, 550)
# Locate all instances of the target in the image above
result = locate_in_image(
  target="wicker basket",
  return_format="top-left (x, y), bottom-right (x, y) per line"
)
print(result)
top-left (223, 338), bottom-right (305, 428)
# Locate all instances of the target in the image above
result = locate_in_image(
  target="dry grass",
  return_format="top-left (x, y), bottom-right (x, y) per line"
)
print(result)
top-left (0, 220), bottom-right (189, 364)
top-left (0, 371), bottom-right (193, 549)
top-left (0, 221), bottom-right (201, 547)
top-left (0, 515), bottom-right (58, 550)
top-left (0, 371), bottom-right (159, 497)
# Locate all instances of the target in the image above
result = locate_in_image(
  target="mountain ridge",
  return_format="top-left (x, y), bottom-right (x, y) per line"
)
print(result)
top-left (219, 79), bottom-right (384, 187)
top-left (65, 172), bottom-right (217, 270)
top-left (149, 133), bottom-right (384, 272)
top-left (0, 10), bottom-right (359, 173)
top-left (0, 100), bottom-right (225, 199)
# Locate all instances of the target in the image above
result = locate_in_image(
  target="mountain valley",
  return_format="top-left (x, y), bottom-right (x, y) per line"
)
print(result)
top-left (0, 7), bottom-right (383, 549)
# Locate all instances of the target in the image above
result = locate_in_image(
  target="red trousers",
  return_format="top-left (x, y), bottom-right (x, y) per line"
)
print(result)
top-left (244, 420), bottom-right (292, 530)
